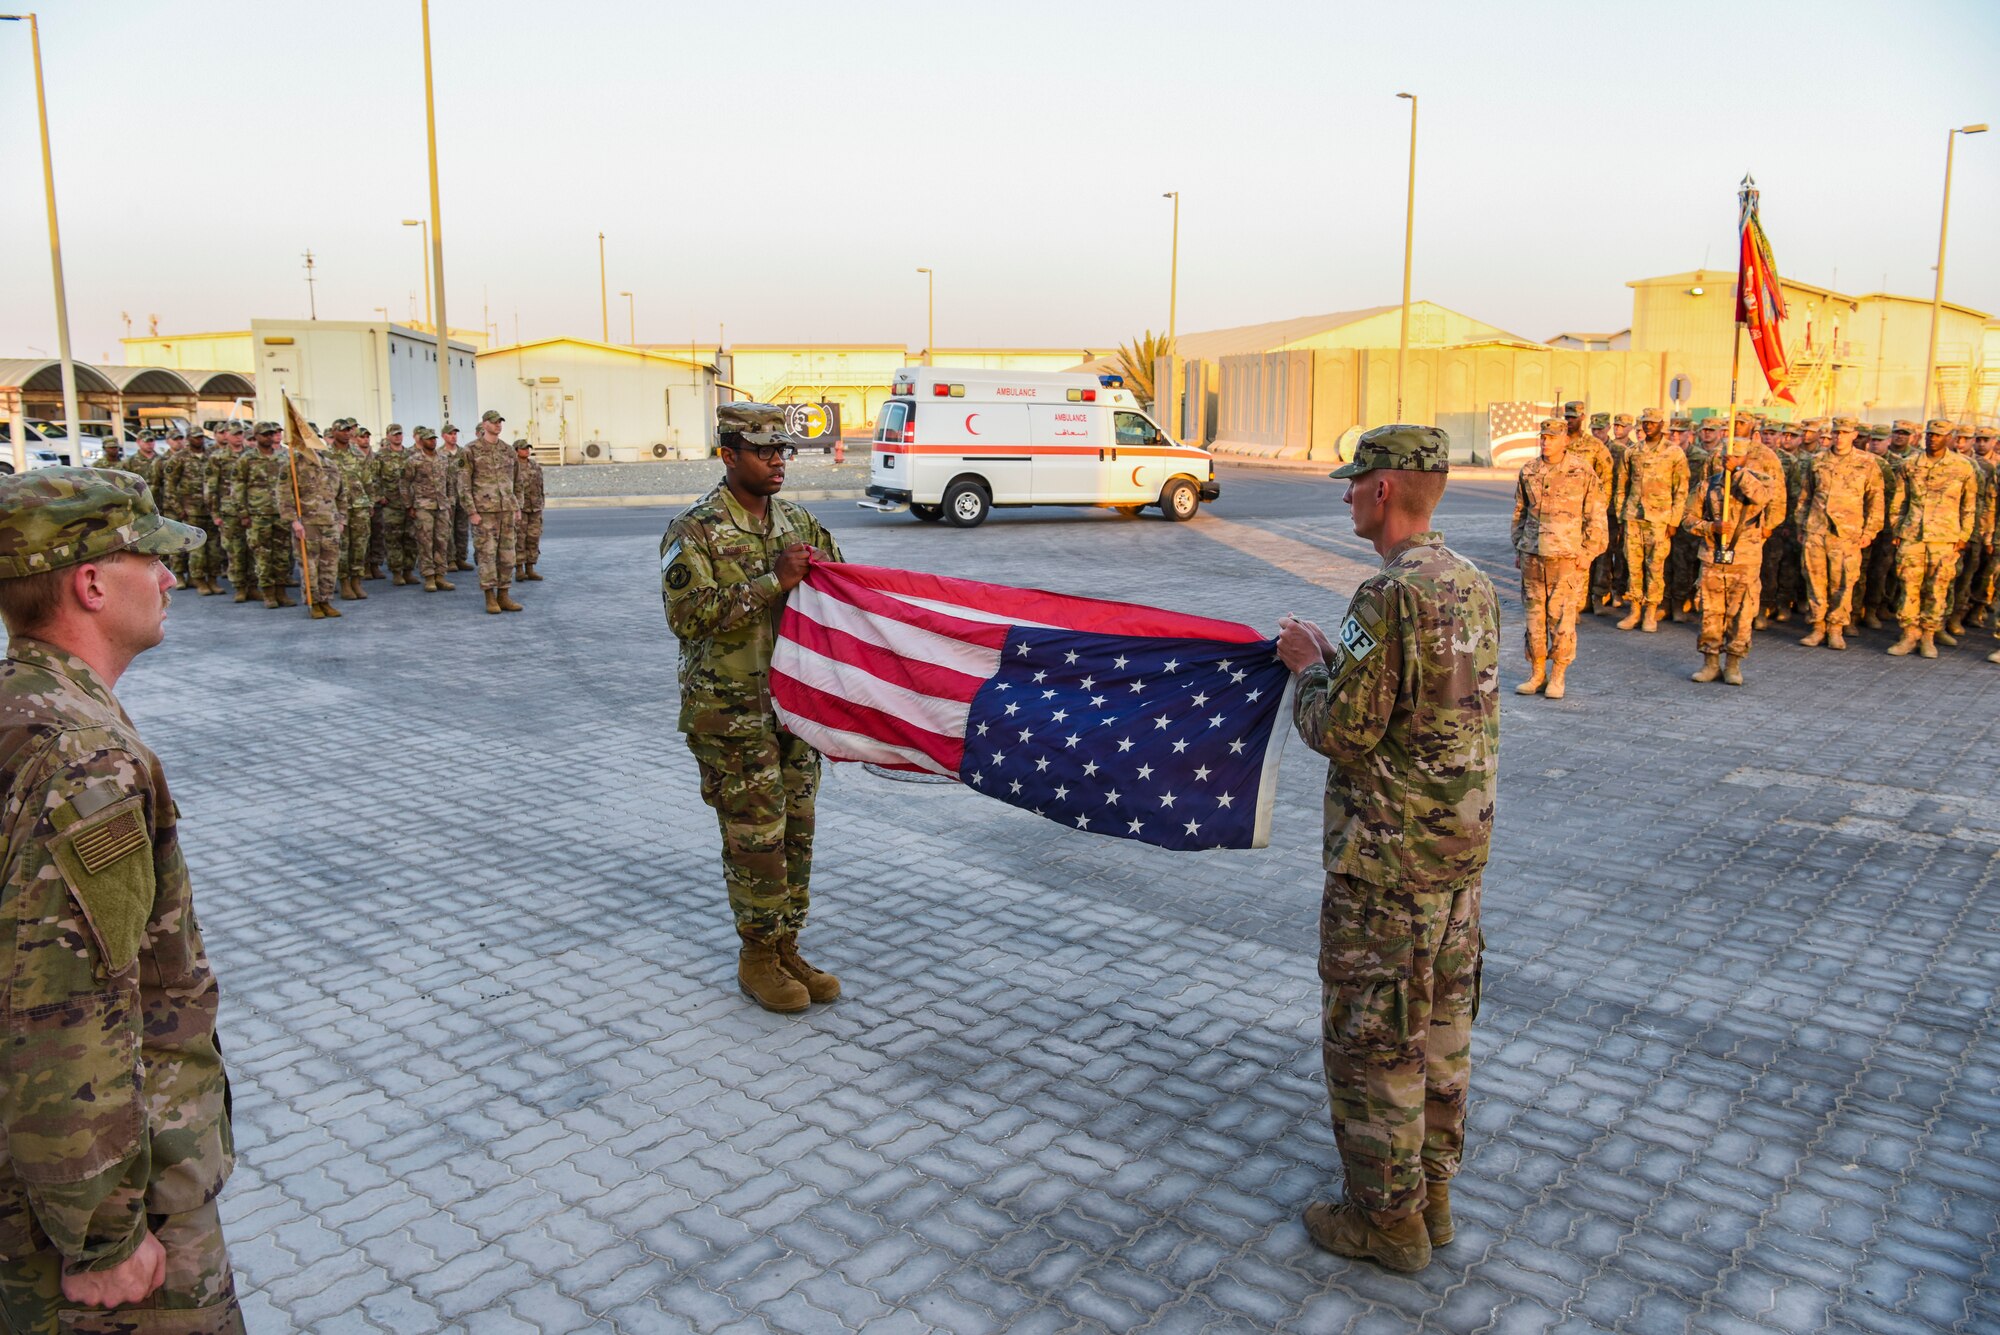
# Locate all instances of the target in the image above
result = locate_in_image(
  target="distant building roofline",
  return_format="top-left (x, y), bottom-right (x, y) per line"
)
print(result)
top-left (480, 335), bottom-right (711, 370)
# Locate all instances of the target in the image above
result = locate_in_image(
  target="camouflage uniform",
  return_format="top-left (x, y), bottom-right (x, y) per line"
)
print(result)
top-left (236, 439), bottom-right (295, 596)
top-left (373, 433), bottom-right (412, 581)
top-left (444, 442), bottom-right (472, 568)
top-left (1798, 427), bottom-right (1886, 636)
top-left (1892, 433), bottom-right (1978, 636)
top-left (1860, 427), bottom-right (1906, 624)
top-left (1292, 427), bottom-right (1498, 1230)
top-left (405, 434), bottom-right (454, 581)
top-left (514, 445), bottom-right (546, 576)
top-left (1604, 414), bottom-right (1633, 602)
top-left (122, 447), bottom-right (164, 497)
top-left (0, 469), bottom-right (242, 1335)
top-left (1619, 423), bottom-right (1689, 614)
top-left (159, 444), bottom-right (211, 586)
top-left (1683, 443), bottom-right (1782, 660)
top-left (466, 416), bottom-right (519, 593)
top-left (279, 444), bottom-right (348, 609)
top-left (1969, 437), bottom-right (2000, 626)
top-left (1666, 423), bottom-right (1716, 618)
top-left (1945, 436), bottom-right (1991, 630)
top-left (1564, 413), bottom-right (1615, 612)
top-left (663, 483), bottom-right (842, 940)
top-left (1511, 437), bottom-right (1606, 671)
top-left (329, 437), bottom-right (374, 586)
top-left (208, 435), bottom-right (255, 596)
top-left (1760, 438), bottom-right (1807, 622)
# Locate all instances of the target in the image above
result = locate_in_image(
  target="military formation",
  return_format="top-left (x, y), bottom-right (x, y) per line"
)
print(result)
top-left (1513, 401), bottom-right (1999, 687)
top-left (89, 410), bottom-right (548, 618)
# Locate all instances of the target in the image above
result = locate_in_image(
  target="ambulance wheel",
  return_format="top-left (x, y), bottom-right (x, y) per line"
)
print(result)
top-left (1159, 478), bottom-right (1200, 521)
top-left (944, 481), bottom-right (990, 528)
top-left (911, 503), bottom-right (944, 522)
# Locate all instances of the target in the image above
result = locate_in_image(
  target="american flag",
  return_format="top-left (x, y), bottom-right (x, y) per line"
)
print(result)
top-left (771, 562), bottom-right (1295, 850)
top-left (1488, 400), bottom-right (1554, 468)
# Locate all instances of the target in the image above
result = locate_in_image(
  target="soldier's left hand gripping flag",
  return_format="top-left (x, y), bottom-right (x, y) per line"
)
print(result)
top-left (771, 561), bottom-right (1293, 850)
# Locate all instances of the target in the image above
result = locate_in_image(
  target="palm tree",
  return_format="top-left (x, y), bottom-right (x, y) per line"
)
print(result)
top-left (1115, 330), bottom-right (1176, 409)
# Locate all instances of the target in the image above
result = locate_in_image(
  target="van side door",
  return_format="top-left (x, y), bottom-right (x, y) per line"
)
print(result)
top-left (1028, 404), bottom-right (1105, 502)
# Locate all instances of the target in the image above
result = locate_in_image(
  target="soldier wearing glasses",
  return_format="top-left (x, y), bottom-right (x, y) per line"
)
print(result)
top-left (661, 404), bottom-right (845, 1015)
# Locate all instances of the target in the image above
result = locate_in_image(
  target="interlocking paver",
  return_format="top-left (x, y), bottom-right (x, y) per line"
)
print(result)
top-left (129, 475), bottom-right (1995, 1331)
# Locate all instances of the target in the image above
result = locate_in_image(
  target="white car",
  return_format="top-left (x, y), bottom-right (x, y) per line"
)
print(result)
top-left (0, 421), bottom-right (77, 474)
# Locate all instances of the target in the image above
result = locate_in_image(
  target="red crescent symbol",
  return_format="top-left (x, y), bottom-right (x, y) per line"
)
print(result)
top-left (964, 412), bottom-right (980, 435)
top-left (1130, 466), bottom-right (1143, 486)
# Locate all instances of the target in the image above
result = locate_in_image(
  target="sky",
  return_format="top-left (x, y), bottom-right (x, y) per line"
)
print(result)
top-left (3, 0), bottom-right (1998, 363)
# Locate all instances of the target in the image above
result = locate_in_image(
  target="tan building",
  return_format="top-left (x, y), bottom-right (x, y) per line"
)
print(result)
top-left (479, 337), bottom-right (715, 462)
top-left (701, 344), bottom-right (1104, 430)
top-left (120, 329), bottom-right (256, 374)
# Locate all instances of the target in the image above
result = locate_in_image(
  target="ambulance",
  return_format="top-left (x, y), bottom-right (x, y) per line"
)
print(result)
top-left (859, 367), bottom-right (1219, 527)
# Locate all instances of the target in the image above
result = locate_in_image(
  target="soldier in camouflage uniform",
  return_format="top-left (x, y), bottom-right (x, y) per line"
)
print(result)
top-left (354, 426), bottom-right (386, 580)
top-left (123, 436), bottom-right (163, 496)
top-left (326, 419), bottom-right (373, 602)
top-left (207, 423), bottom-right (257, 603)
top-left (196, 424), bottom-right (238, 600)
top-left (236, 423), bottom-right (297, 609)
top-left (1562, 402), bottom-right (1615, 614)
top-left (1604, 412), bottom-right (1634, 607)
top-left (279, 428), bottom-right (348, 619)
top-left (1512, 419), bottom-right (1606, 699)
top-left (1968, 427), bottom-right (1999, 633)
top-left (1859, 423), bottom-right (1902, 628)
top-left (1886, 419), bottom-right (1979, 658)
top-left (1796, 416), bottom-right (1885, 651)
top-left (83, 441), bottom-right (125, 472)
top-left (405, 427), bottom-right (456, 592)
top-left (442, 426), bottom-right (473, 571)
top-left (1615, 407), bottom-right (1687, 633)
top-left (1276, 424), bottom-right (1498, 1275)
top-left (1944, 425), bottom-right (1989, 637)
top-left (663, 403), bottom-right (844, 1015)
top-left (1665, 415), bottom-right (1706, 620)
top-left (1757, 419), bottom-right (1807, 628)
top-left (467, 411), bottom-right (522, 614)
top-left (0, 468), bottom-right (242, 1335)
top-left (158, 429), bottom-right (204, 592)
top-left (1684, 417), bottom-right (1783, 685)
top-left (513, 438), bottom-right (546, 581)
top-left (374, 425), bottom-right (415, 585)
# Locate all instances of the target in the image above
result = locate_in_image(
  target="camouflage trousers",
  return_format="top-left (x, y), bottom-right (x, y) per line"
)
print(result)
top-left (1896, 541), bottom-right (1962, 633)
top-left (686, 727), bottom-right (821, 939)
top-left (221, 516), bottom-right (254, 591)
top-left (366, 503), bottom-right (388, 571)
top-left (517, 509), bottom-right (544, 567)
top-left (408, 508), bottom-right (452, 579)
top-left (1587, 524), bottom-right (1617, 607)
top-left (378, 506), bottom-right (411, 575)
top-left (338, 510), bottom-right (372, 580)
top-left (301, 521), bottom-right (341, 605)
top-left (1948, 539), bottom-right (1989, 621)
top-left (245, 515), bottom-right (294, 592)
top-left (453, 503), bottom-right (471, 564)
top-left (1666, 529), bottom-right (1703, 615)
top-left (473, 509), bottom-right (517, 590)
top-left (1862, 535), bottom-right (1900, 620)
top-left (1801, 534), bottom-right (1866, 631)
top-left (1973, 543), bottom-right (2000, 615)
top-left (1760, 526), bottom-right (1803, 616)
top-left (1321, 871), bottom-right (1481, 1224)
top-left (1697, 562), bottom-right (1760, 657)
top-left (1517, 554), bottom-right (1586, 667)
top-left (1622, 520), bottom-right (1673, 608)
top-left (0, 1200), bottom-right (244, 1334)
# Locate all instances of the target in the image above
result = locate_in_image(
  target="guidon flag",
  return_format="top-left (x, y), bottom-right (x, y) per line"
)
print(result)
top-left (770, 562), bottom-right (1294, 850)
top-left (1735, 174), bottom-right (1796, 404)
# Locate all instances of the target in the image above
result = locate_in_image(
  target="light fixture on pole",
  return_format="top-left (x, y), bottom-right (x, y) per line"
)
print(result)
top-left (1395, 92), bottom-right (1418, 422)
top-left (1922, 122), bottom-right (1986, 419)
top-left (1162, 192), bottom-right (1179, 349)
top-left (402, 219), bottom-right (432, 329)
top-left (598, 233), bottom-right (609, 344)
top-left (619, 291), bottom-right (634, 345)
top-left (419, 0), bottom-right (452, 426)
top-left (916, 268), bottom-right (935, 365)
top-left (3, 11), bottom-right (81, 447)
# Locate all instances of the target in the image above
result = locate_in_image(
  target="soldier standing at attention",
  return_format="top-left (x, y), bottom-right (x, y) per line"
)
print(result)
top-left (84, 440), bottom-right (124, 471)
top-left (1886, 420), bottom-right (1979, 658)
top-left (1944, 425), bottom-right (1988, 639)
top-left (663, 403), bottom-right (844, 1015)
top-left (1968, 427), bottom-right (1998, 633)
top-left (1562, 402), bottom-right (1614, 614)
top-left (125, 433), bottom-right (162, 493)
top-left (158, 428), bottom-right (200, 592)
top-left (238, 423), bottom-right (296, 609)
top-left (0, 468), bottom-right (242, 1334)
top-left (355, 426), bottom-right (387, 580)
top-left (280, 429), bottom-right (348, 620)
top-left (1605, 412), bottom-right (1635, 608)
top-left (1616, 408), bottom-right (1688, 632)
top-left (1796, 416), bottom-right (1885, 651)
top-left (441, 425), bottom-right (473, 573)
top-left (1512, 419), bottom-right (1606, 699)
top-left (1664, 415), bottom-right (1705, 620)
top-left (375, 425), bottom-right (415, 585)
top-left (1275, 424), bottom-right (1498, 1275)
top-left (406, 427), bottom-right (456, 593)
top-left (205, 423), bottom-right (250, 603)
top-left (1684, 418), bottom-right (1783, 685)
top-left (466, 410), bottom-right (522, 615)
top-left (513, 438), bottom-right (546, 582)
top-left (1860, 424), bottom-right (1900, 628)
top-left (326, 420), bottom-right (373, 602)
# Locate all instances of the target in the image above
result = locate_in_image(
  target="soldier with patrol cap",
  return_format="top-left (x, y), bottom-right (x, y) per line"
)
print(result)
top-left (0, 468), bottom-right (242, 1333)
top-left (1512, 417), bottom-right (1606, 699)
top-left (1561, 401), bottom-right (1614, 613)
top-left (1886, 419), bottom-right (1978, 657)
top-left (466, 410), bottom-right (522, 614)
top-left (1616, 408), bottom-right (1688, 632)
top-left (1276, 423), bottom-right (1498, 1274)
top-left (1684, 416), bottom-right (1784, 685)
top-left (662, 402), bottom-right (844, 1015)
top-left (1796, 416), bottom-right (1885, 650)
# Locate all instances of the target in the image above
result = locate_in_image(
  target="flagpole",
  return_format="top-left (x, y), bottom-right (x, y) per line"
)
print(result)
top-left (283, 397), bottom-right (315, 612)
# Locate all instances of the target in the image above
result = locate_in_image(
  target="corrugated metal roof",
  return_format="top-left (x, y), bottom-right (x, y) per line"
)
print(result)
top-left (481, 336), bottom-right (712, 372)
top-left (0, 359), bottom-right (119, 394)
top-left (98, 365), bottom-right (196, 394)
top-left (1165, 306), bottom-right (1402, 360)
top-left (180, 369), bottom-right (255, 395)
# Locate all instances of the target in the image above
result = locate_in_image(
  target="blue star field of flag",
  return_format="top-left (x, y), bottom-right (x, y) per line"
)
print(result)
top-left (959, 626), bottom-right (1292, 851)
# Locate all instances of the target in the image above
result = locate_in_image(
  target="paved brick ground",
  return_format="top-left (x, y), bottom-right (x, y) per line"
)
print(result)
top-left (122, 472), bottom-right (1999, 1332)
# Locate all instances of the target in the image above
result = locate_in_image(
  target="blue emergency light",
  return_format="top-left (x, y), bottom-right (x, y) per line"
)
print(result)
top-left (1099, 374), bottom-right (1124, 388)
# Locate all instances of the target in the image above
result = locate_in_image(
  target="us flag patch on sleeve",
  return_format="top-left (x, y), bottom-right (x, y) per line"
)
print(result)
top-left (72, 808), bottom-right (147, 874)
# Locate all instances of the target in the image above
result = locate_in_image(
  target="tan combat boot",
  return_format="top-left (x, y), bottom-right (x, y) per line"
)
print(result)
top-left (1423, 1180), bottom-right (1454, 1246)
top-left (275, 590), bottom-right (298, 608)
top-left (484, 588), bottom-right (503, 614)
top-left (1936, 628), bottom-right (1958, 646)
top-left (497, 586), bottom-right (523, 612)
top-left (350, 577), bottom-right (368, 600)
top-left (1721, 655), bottom-right (1744, 686)
top-left (1945, 616), bottom-right (1966, 637)
top-left (1691, 653), bottom-right (1722, 682)
top-left (521, 564), bottom-right (542, 582)
top-left (321, 601), bottom-right (342, 618)
top-left (1864, 611), bottom-right (1884, 629)
top-left (233, 586), bottom-right (252, 604)
top-left (1799, 624), bottom-right (1825, 648)
top-left (435, 573), bottom-right (455, 591)
top-left (1544, 664), bottom-right (1568, 699)
top-left (1918, 633), bottom-right (1938, 659)
top-left (775, 934), bottom-right (841, 1003)
top-left (1988, 648), bottom-right (2000, 664)
top-left (1616, 605), bottom-right (1642, 630)
top-left (1303, 1201), bottom-right (1431, 1273)
top-left (422, 576), bottom-right (439, 592)
top-left (1827, 626), bottom-right (1847, 650)
top-left (738, 936), bottom-right (810, 1014)
top-left (1641, 604), bottom-right (1661, 632)
top-left (263, 592), bottom-right (282, 609)
top-left (1886, 630), bottom-right (1920, 656)
top-left (308, 603), bottom-right (327, 620)
top-left (1515, 660), bottom-right (1547, 695)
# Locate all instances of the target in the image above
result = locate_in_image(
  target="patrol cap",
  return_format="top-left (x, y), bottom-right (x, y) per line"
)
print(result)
top-left (0, 466), bottom-right (205, 579)
top-left (1562, 400), bottom-right (1586, 415)
top-left (1537, 417), bottom-right (1563, 435)
top-left (253, 420), bottom-right (279, 435)
top-left (1868, 423), bottom-right (1890, 438)
top-left (1697, 415), bottom-right (1723, 429)
top-left (1670, 415), bottom-right (1693, 429)
top-left (1975, 425), bottom-right (1996, 439)
top-left (1613, 413), bottom-right (1635, 426)
top-left (167, 424), bottom-right (186, 439)
top-left (441, 422), bottom-right (458, 435)
top-left (479, 409), bottom-right (505, 425)
top-left (717, 401), bottom-right (791, 446)
top-left (385, 422), bottom-right (403, 435)
top-left (1892, 419), bottom-right (1920, 433)
top-left (1926, 418), bottom-right (1955, 434)
top-left (1831, 415), bottom-right (1860, 432)
top-left (414, 426), bottom-right (437, 441)
top-left (1328, 423), bottom-right (1451, 478)
top-left (1638, 408), bottom-right (1663, 424)
top-left (356, 425), bottom-right (372, 435)
top-left (512, 437), bottom-right (530, 448)
top-left (1589, 411), bottom-right (1610, 428)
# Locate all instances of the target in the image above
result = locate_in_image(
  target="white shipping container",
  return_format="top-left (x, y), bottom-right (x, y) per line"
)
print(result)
top-left (253, 320), bottom-right (477, 434)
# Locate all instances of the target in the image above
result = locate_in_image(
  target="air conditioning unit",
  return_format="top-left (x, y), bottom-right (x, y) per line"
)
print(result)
top-left (648, 441), bottom-right (671, 459)
top-left (580, 439), bottom-right (610, 462)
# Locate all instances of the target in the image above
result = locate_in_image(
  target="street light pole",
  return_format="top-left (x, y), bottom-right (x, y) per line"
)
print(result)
top-left (420, 0), bottom-right (452, 426)
top-left (1922, 122), bottom-right (1986, 419)
top-left (3, 12), bottom-right (80, 445)
top-left (402, 219), bottom-right (431, 329)
top-left (598, 233), bottom-right (609, 343)
top-left (1395, 92), bottom-right (1418, 422)
top-left (620, 291), bottom-right (634, 345)
top-left (916, 268), bottom-right (934, 365)
top-left (1162, 191), bottom-right (1179, 349)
